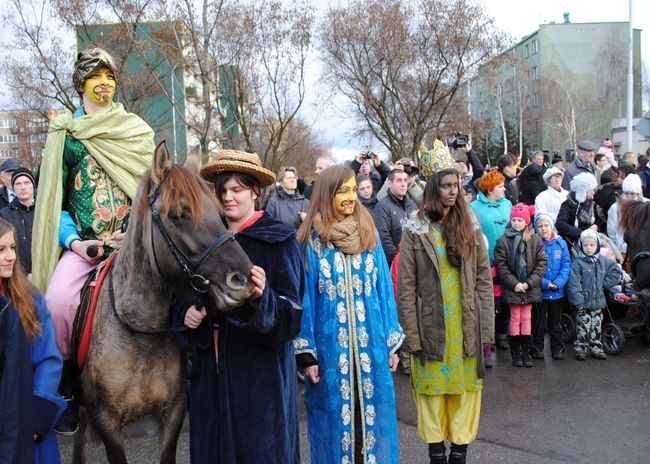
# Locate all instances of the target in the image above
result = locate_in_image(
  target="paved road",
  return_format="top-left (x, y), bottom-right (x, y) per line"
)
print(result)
top-left (60, 338), bottom-right (650, 463)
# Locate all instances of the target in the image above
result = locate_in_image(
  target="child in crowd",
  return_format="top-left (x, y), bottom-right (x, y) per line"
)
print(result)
top-left (567, 229), bottom-right (621, 360)
top-left (532, 213), bottom-right (571, 360)
top-left (495, 203), bottom-right (548, 367)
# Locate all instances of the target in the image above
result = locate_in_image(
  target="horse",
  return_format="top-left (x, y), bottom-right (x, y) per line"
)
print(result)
top-left (620, 200), bottom-right (650, 302)
top-left (72, 142), bottom-right (255, 463)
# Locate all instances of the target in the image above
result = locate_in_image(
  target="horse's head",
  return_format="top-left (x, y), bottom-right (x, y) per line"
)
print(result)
top-left (621, 200), bottom-right (650, 303)
top-left (130, 141), bottom-right (255, 310)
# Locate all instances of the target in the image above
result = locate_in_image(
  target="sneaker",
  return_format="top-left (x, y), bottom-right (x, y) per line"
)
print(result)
top-left (574, 350), bottom-right (587, 361)
top-left (55, 397), bottom-right (79, 436)
top-left (592, 350), bottom-right (607, 360)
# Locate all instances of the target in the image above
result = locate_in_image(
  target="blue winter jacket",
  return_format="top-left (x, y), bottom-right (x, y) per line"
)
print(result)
top-left (540, 233), bottom-right (571, 300)
top-left (567, 255), bottom-right (621, 310)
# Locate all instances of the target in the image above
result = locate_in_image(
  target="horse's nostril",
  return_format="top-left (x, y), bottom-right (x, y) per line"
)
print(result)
top-left (226, 271), bottom-right (248, 290)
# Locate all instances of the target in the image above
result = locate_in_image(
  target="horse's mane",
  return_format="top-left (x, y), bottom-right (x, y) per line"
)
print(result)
top-left (138, 165), bottom-right (220, 226)
top-left (619, 200), bottom-right (650, 237)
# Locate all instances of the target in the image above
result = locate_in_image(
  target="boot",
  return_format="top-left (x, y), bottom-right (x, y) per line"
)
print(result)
top-left (520, 335), bottom-right (533, 367)
top-left (509, 336), bottom-right (523, 367)
top-left (483, 343), bottom-right (494, 368)
top-left (55, 359), bottom-right (80, 435)
top-left (495, 334), bottom-right (509, 350)
top-left (428, 441), bottom-right (446, 464)
top-left (449, 443), bottom-right (467, 464)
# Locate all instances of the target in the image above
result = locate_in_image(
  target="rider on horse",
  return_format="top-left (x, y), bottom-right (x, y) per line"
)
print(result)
top-left (32, 48), bottom-right (154, 434)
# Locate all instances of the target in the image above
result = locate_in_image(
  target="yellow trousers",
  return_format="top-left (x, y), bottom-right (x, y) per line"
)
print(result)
top-left (412, 389), bottom-right (482, 445)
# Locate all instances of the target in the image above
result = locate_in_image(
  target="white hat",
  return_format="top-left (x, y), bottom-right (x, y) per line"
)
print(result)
top-left (543, 166), bottom-right (564, 184)
top-left (570, 172), bottom-right (598, 203)
top-left (621, 173), bottom-right (642, 194)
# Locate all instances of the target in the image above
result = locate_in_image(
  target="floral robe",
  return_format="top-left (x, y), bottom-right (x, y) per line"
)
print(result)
top-left (296, 235), bottom-right (403, 464)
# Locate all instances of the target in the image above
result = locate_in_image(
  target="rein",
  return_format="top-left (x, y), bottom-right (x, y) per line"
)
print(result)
top-left (147, 189), bottom-right (235, 293)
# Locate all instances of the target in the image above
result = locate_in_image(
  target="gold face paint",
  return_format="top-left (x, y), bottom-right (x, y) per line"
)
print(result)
top-left (81, 67), bottom-right (116, 105)
top-left (332, 177), bottom-right (357, 217)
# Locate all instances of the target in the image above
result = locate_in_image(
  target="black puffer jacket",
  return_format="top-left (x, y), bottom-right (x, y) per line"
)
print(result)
top-left (373, 190), bottom-right (417, 265)
top-left (0, 198), bottom-right (34, 273)
top-left (556, 193), bottom-right (596, 248)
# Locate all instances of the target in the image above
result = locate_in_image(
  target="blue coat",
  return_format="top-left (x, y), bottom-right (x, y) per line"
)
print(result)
top-left (296, 234), bottom-right (404, 464)
top-left (567, 255), bottom-right (621, 310)
top-left (0, 293), bottom-right (66, 464)
top-left (0, 299), bottom-right (33, 464)
top-left (31, 294), bottom-right (66, 464)
top-left (173, 212), bottom-right (304, 464)
top-left (540, 234), bottom-right (571, 301)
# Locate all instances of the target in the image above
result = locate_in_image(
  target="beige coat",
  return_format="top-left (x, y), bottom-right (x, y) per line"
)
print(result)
top-left (397, 213), bottom-right (494, 378)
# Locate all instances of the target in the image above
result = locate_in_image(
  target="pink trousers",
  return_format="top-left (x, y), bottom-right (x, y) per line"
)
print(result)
top-left (46, 251), bottom-right (97, 359)
top-left (509, 304), bottom-right (532, 336)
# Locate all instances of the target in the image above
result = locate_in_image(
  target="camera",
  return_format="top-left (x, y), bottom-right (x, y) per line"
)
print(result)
top-left (403, 165), bottom-right (419, 176)
top-left (362, 151), bottom-right (374, 160)
top-left (451, 133), bottom-right (469, 149)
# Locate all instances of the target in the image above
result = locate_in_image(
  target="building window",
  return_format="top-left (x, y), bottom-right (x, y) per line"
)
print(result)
top-left (532, 66), bottom-right (538, 80)
top-left (532, 93), bottom-right (539, 107)
top-left (525, 44), bottom-right (529, 57)
top-left (532, 39), bottom-right (538, 54)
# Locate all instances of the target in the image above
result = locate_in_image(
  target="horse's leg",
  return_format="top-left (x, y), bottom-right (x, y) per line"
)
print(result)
top-left (156, 392), bottom-right (187, 464)
top-left (71, 406), bottom-right (87, 464)
top-left (92, 408), bottom-right (128, 464)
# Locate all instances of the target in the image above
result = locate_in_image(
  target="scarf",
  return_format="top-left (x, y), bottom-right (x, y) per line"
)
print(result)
top-left (313, 214), bottom-right (363, 255)
top-left (512, 231), bottom-right (528, 282)
top-left (32, 102), bottom-right (154, 291)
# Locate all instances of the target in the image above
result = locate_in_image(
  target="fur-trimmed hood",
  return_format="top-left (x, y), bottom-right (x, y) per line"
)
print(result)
top-left (402, 209), bottom-right (481, 235)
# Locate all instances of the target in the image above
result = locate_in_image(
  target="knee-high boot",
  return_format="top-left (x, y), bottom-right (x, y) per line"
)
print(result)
top-left (428, 441), bottom-right (446, 464)
top-left (520, 335), bottom-right (534, 367)
top-left (509, 336), bottom-right (523, 367)
top-left (449, 443), bottom-right (468, 464)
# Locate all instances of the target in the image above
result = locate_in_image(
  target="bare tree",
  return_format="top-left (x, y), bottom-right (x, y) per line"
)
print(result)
top-left (319, 0), bottom-right (504, 161)
top-left (2, 0), bottom-right (316, 168)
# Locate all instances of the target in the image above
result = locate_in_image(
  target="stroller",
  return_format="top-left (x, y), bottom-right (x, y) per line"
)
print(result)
top-left (560, 233), bottom-right (649, 354)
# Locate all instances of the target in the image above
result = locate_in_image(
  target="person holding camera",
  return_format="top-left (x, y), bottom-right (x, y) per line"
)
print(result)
top-left (349, 150), bottom-right (390, 193)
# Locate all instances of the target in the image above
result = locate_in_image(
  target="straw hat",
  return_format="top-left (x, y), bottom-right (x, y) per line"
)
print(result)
top-left (200, 150), bottom-right (276, 188)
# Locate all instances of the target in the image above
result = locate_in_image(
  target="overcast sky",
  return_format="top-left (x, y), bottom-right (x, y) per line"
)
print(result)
top-left (1, 0), bottom-right (647, 159)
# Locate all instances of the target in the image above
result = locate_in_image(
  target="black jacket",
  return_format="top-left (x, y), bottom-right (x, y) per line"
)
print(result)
top-left (373, 190), bottom-right (417, 265)
top-left (0, 198), bottom-right (34, 273)
top-left (518, 163), bottom-right (546, 205)
top-left (0, 187), bottom-right (12, 210)
top-left (555, 193), bottom-right (595, 249)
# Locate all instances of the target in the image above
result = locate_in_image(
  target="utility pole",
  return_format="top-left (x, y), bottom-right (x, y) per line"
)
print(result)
top-left (626, 0), bottom-right (633, 152)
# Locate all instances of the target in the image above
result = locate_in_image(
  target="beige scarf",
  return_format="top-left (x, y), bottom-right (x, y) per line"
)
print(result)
top-left (313, 214), bottom-right (363, 255)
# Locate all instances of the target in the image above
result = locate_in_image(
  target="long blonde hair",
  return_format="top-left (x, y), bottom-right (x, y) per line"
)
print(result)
top-left (0, 219), bottom-right (39, 341)
top-left (297, 166), bottom-right (377, 251)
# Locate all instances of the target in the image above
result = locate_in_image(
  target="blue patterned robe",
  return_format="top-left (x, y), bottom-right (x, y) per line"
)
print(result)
top-left (296, 235), bottom-right (404, 464)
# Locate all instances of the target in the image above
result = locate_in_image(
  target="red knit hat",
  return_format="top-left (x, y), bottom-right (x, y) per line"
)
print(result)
top-left (510, 203), bottom-right (535, 225)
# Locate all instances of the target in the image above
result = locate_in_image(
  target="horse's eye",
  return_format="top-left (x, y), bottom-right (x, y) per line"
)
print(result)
top-left (169, 210), bottom-right (190, 223)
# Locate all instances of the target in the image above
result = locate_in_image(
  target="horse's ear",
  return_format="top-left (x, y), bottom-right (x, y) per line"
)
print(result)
top-left (152, 141), bottom-right (172, 185)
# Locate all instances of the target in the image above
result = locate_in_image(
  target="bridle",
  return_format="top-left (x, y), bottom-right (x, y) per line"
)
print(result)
top-left (630, 250), bottom-right (650, 279)
top-left (147, 188), bottom-right (235, 293)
